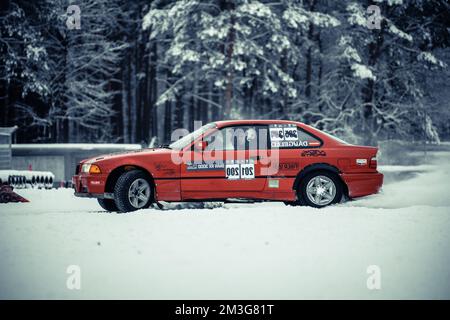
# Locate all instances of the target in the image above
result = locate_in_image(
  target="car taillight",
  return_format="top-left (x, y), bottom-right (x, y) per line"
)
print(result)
top-left (369, 156), bottom-right (377, 169)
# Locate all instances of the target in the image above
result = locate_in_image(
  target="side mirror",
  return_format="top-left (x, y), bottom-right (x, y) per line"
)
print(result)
top-left (195, 141), bottom-right (208, 151)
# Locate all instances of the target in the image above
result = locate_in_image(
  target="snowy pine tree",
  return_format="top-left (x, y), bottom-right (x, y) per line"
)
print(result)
top-left (1, 0), bottom-right (449, 144)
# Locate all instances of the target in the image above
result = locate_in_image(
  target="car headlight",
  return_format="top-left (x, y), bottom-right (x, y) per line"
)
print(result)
top-left (81, 164), bottom-right (101, 174)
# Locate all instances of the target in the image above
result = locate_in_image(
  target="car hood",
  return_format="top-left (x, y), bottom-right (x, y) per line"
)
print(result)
top-left (81, 148), bottom-right (173, 164)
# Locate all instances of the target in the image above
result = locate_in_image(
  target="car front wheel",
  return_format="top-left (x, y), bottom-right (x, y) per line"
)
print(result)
top-left (114, 170), bottom-right (153, 212)
top-left (298, 171), bottom-right (343, 208)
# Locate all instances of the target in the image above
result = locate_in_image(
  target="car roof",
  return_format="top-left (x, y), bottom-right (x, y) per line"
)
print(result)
top-left (214, 119), bottom-right (303, 128)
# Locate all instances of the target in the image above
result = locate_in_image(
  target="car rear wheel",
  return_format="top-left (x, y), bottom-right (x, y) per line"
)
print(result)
top-left (298, 171), bottom-right (342, 208)
top-left (97, 198), bottom-right (118, 212)
top-left (114, 170), bottom-right (153, 212)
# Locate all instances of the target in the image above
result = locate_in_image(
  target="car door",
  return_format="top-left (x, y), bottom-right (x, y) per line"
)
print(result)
top-left (180, 125), bottom-right (269, 194)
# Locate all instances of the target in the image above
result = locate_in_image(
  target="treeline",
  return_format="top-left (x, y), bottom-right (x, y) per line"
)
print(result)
top-left (1, 0), bottom-right (449, 145)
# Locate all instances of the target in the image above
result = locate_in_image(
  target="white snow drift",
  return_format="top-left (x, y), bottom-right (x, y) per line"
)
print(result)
top-left (0, 154), bottom-right (449, 299)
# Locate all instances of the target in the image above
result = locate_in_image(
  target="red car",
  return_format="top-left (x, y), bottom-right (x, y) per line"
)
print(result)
top-left (73, 120), bottom-right (383, 212)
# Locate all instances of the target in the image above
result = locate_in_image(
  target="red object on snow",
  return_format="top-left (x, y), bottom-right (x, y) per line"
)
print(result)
top-left (0, 184), bottom-right (29, 203)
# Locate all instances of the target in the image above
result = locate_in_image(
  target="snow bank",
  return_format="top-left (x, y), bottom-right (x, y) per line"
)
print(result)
top-left (378, 164), bottom-right (436, 172)
top-left (1, 200), bottom-right (449, 299)
top-left (0, 170), bottom-right (55, 188)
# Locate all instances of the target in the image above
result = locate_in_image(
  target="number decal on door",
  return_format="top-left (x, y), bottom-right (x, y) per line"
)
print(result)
top-left (225, 162), bottom-right (255, 180)
top-left (225, 164), bottom-right (240, 180)
top-left (240, 163), bottom-right (255, 179)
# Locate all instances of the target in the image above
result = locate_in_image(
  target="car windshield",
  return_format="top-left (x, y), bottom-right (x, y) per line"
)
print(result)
top-left (169, 123), bottom-right (217, 150)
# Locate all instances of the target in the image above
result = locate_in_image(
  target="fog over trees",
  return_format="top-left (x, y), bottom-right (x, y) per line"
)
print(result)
top-left (1, 0), bottom-right (449, 145)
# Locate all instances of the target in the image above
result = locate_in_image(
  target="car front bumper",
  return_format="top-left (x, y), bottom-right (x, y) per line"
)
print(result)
top-left (72, 173), bottom-right (109, 197)
top-left (74, 192), bottom-right (114, 199)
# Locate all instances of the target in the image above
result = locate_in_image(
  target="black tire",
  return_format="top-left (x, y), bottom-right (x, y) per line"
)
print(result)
top-left (298, 170), bottom-right (343, 208)
top-left (97, 198), bottom-right (118, 212)
top-left (113, 170), bottom-right (153, 213)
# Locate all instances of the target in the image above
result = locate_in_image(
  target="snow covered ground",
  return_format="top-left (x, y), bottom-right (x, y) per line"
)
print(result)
top-left (1, 153), bottom-right (449, 299)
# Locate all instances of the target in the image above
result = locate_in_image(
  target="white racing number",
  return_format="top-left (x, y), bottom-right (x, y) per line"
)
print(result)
top-left (283, 127), bottom-right (298, 141)
top-left (226, 162), bottom-right (255, 180)
top-left (226, 164), bottom-right (240, 180)
top-left (240, 163), bottom-right (255, 179)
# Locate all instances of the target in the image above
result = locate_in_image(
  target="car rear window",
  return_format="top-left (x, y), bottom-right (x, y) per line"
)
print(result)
top-left (269, 124), bottom-right (321, 148)
top-left (318, 130), bottom-right (352, 145)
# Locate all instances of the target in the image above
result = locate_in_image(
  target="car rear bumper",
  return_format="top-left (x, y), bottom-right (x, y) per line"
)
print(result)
top-left (340, 172), bottom-right (383, 198)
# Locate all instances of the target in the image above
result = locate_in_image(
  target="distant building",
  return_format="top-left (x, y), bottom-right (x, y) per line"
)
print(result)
top-left (11, 144), bottom-right (142, 183)
top-left (0, 126), bottom-right (18, 170)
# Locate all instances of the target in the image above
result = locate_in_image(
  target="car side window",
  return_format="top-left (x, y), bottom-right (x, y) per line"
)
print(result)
top-left (269, 124), bottom-right (321, 148)
top-left (204, 125), bottom-right (268, 151)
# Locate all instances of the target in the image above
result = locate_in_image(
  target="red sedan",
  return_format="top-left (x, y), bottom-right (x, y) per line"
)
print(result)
top-left (73, 120), bottom-right (383, 212)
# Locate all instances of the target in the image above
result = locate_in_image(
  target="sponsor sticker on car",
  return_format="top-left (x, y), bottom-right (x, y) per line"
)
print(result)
top-left (186, 161), bottom-right (225, 171)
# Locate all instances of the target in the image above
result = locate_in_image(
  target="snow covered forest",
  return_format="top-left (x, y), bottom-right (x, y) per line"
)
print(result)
top-left (1, 0), bottom-right (449, 145)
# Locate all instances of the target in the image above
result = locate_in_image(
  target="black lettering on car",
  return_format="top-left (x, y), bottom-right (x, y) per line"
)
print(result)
top-left (301, 150), bottom-right (327, 157)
